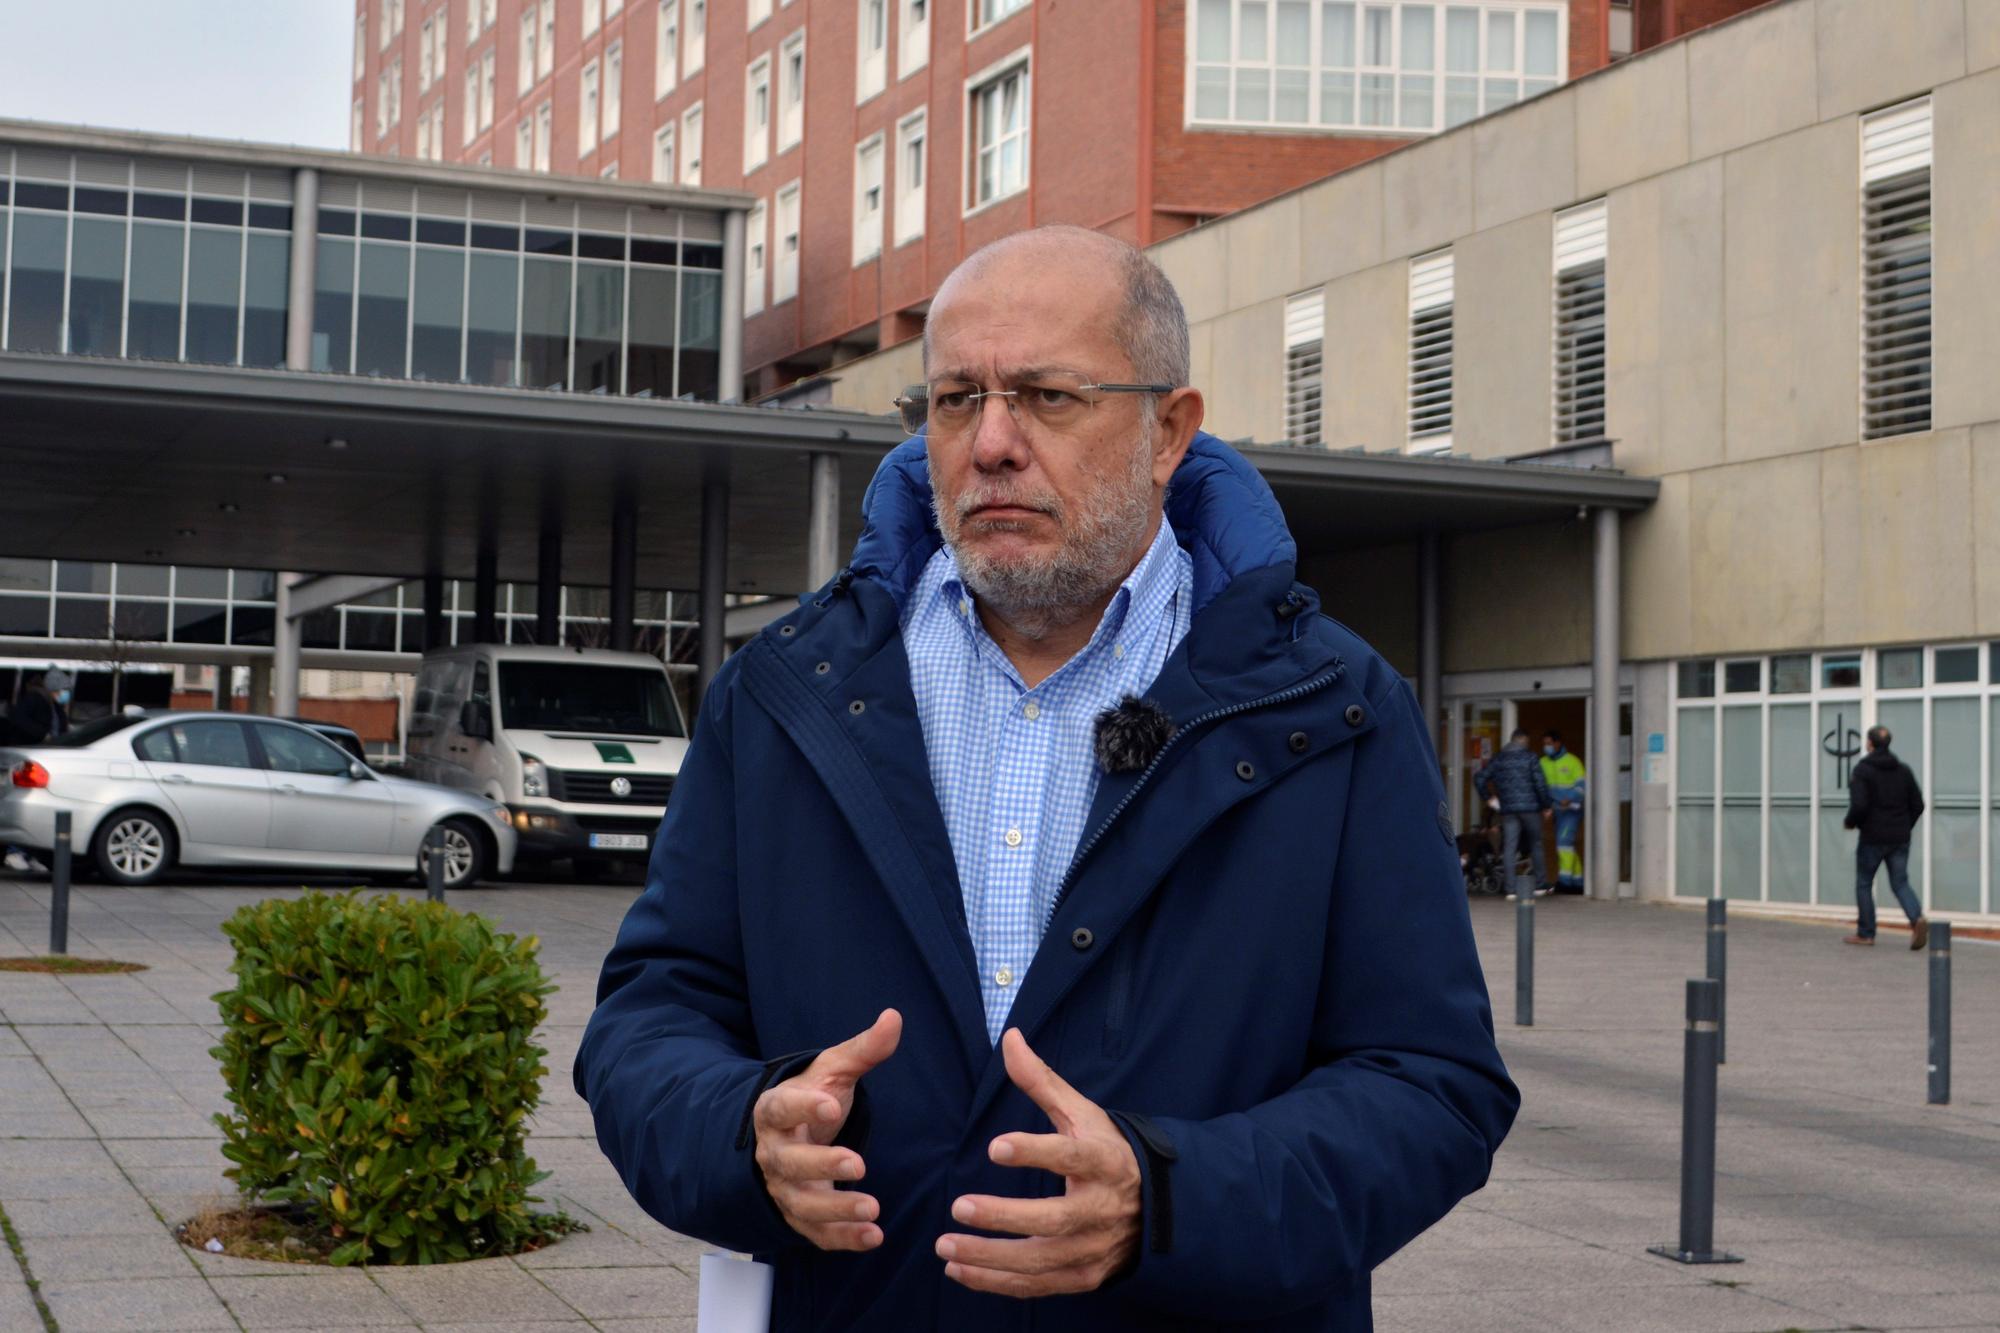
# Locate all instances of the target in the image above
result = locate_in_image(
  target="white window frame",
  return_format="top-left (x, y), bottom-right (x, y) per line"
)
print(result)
top-left (419, 19), bottom-right (435, 91)
top-left (774, 180), bottom-right (802, 305)
top-left (518, 116), bottom-right (535, 168)
top-left (602, 162), bottom-right (620, 178)
top-left (382, 69), bottom-right (396, 137)
top-left (1184, 0), bottom-right (1567, 135)
top-left (857, 0), bottom-right (888, 104)
top-left (854, 133), bottom-right (886, 265)
top-left (749, 0), bottom-right (773, 28)
top-left (535, 99), bottom-right (553, 170)
top-left (653, 122), bottom-right (677, 182)
top-left (463, 65), bottom-right (478, 143)
top-left (746, 199), bottom-right (769, 316)
top-left (520, 8), bottom-right (538, 92)
top-left (745, 55), bottom-right (773, 172)
top-left (540, 2), bottom-right (556, 78)
top-left (1408, 248), bottom-right (1454, 452)
top-left (1284, 288), bottom-right (1325, 446)
top-left (480, 48), bottom-right (496, 129)
top-left (685, 0), bottom-right (706, 75)
top-left (605, 41), bottom-right (623, 138)
top-left (1552, 197), bottom-right (1608, 446)
top-left (969, 0), bottom-right (1028, 38)
top-left (434, 101), bottom-right (448, 159)
top-left (964, 50), bottom-right (1030, 214)
top-left (384, 0), bottom-right (398, 50)
top-left (581, 59), bottom-right (601, 153)
top-left (466, 0), bottom-right (478, 43)
top-left (899, 0), bottom-right (930, 79)
top-left (390, 57), bottom-right (404, 127)
top-left (777, 30), bottom-right (807, 152)
top-left (895, 109), bottom-right (927, 245)
top-left (657, 0), bottom-right (679, 97)
top-left (584, 0), bottom-right (603, 38)
top-left (682, 102), bottom-right (704, 184)
top-left (1860, 96), bottom-right (1933, 442)
top-left (608, 0), bottom-right (624, 16)
top-left (352, 99), bottom-right (365, 152)
top-left (355, 11), bottom-right (367, 79)
top-left (482, 0), bottom-right (496, 32)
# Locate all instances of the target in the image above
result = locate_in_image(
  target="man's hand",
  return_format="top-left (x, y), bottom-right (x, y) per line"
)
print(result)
top-left (752, 1008), bottom-right (902, 1252)
top-left (936, 1028), bottom-right (1142, 1298)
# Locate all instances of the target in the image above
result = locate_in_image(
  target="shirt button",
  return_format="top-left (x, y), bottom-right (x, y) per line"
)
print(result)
top-left (1023, 701), bottom-right (1040, 720)
top-left (959, 599), bottom-right (970, 615)
top-left (1004, 828), bottom-right (1023, 848)
top-left (1113, 644), bottom-right (1125, 659)
top-left (995, 966), bottom-right (1014, 987)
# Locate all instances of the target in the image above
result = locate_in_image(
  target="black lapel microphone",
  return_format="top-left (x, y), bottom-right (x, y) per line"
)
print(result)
top-left (1093, 696), bottom-right (1177, 775)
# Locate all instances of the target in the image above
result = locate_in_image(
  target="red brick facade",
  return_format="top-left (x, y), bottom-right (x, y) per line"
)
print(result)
top-left (352, 0), bottom-right (1761, 396)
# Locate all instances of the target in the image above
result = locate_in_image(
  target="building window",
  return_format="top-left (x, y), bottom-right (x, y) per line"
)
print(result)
top-left (745, 56), bottom-right (772, 172)
top-left (900, 0), bottom-right (930, 78)
top-left (858, 0), bottom-right (888, 102)
top-left (466, 0), bottom-right (479, 42)
top-left (686, 0), bottom-right (706, 75)
top-left (1552, 198), bottom-right (1607, 446)
top-left (389, 58), bottom-right (404, 127)
top-left (584, 0), bottom-right (603, 38)
top-left (605, 42), bottom-right (623, 138)
top-left (972, 0), bottom-right (1027, 31)
top-left (778, 30), bottom-right (806, 151)
top-left (540, 2), bottom-right (556, 78)
top-left (774, 181), bottom-right (802, 303)
top-left (420, 19), bottom-right (435, 91)
top-left (355, 11), bottom-right (367, 79)
top-left (520, 8), bottom-right (539, 92)
top-left (384, 0), bottom-right (400, 49)
top-left (895, 110), bottom-right (926, 244)
top-left (463, 66), bottom-right (478, 143)
top-left (536, 100), bottom-right (553, 170)
top-left (1189, 0), bottom-right (1562, 133)
top-left (581, 60), bottom-right (601, 153)
top-left (968, 58), bottom-right (1029, 209)
top-left (749, 0), bottom-right (772, 27)
top-left (518, 117), bottom-right (535, 168)
top-left (1408, 249), bottom-right (1453, 452)
top-left (480, 49), bottom-right (496, 130)
top-left (854, 134), bottom-right (886, 265)
top-left (601, 162), bottom-right (620, 178)
top-left (653, 123), bottom-right (676, 181)
top-left (682, 103), bottom-right (703, 184)
top-left (657, 0), bottom-right (679, 96)
top-left (483, 0), bottom-right (496, 32)
top-left (1283, 289), bottom-right (1324, 446)
top-left (1861, 96), bottom-right (1932, 441)
top-left (746, 199), bottom-right (768, 316)
top-left (1608, 0), bottom-right (1633, 58)
top-left (608, 0), bottom-right (624, 17)
top-left (352, 99), bottom-right (365, 152)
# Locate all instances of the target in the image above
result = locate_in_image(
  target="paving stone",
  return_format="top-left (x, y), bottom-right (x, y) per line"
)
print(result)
top-left (370, 1259), bottom-right (579, 1324)
top-left (42, 1276), bottom-right (235, 1331)
top-left (529, 1265), bottom-right (701, 1322)
top-left (209, 1272), bottom-right (417, 1328)
top-left (19, 1230), bottom-right (195, 1282)
top-left (4, 1194), bottom-right (165, 1238)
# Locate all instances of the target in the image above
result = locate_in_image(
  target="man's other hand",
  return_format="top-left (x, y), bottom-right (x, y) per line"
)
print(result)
top-left (937, 1028), bottom-right (1142, 1298)
top-left (752, 1008), bottom-right (902, 1252)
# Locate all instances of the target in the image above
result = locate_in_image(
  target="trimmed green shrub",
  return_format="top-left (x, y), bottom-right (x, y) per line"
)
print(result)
top-left (210, 890), bottom-right (567, 1266)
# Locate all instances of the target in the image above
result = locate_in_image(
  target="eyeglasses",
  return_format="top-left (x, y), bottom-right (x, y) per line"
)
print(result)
top-left (893, 372), bottom-right (1177, 439)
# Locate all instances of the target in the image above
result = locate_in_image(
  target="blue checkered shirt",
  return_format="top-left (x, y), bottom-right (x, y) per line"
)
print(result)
top-left (902, 522), bottom-right (1193, 1042)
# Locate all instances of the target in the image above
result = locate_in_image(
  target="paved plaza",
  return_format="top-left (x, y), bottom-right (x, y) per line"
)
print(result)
top-left (1, 873), bottom-right (1997, 1332)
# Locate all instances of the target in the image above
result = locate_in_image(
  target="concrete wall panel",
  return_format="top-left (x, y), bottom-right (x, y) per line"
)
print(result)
top-left (1690, 453), bottom-right (1825, 653)
top-left (1687, 0), bottom-right (1818, 159)
top-left (1622, 471), bottom-right (1693, 662)
top-left (1471, 89), bottom-right (1579, 232)
top-left (1576, 41), bottom-right (1692, 199)
top-left (1606, 159), bottom-right (1726, 478)
top-left (825, 338), bottom-right (923, 415)
top-left (1205, 298), bottom-right (1287, 444)
top-left (1382, 131), bottom-right (1474, 256)
top-left (1722, 121), bottom-right (1860, 462)
top-left (1297, 165), bottom-right (1386, 288)
top-left (1930, 70), bottom-right (2000, 432)
top-left (1454, 213), bottom-right (1554, 459)
top-left (1320, 262), bottom-right (1410, 451)
top-left (1971, 0), bottom-right (2000, 72)
top-left (1853, 428), bottom-right (1975, 642)
top-left (1973, 424), bottom-right (2000, 633)
top-left (1152, 222), bottom-right (1230, 327)
top-left (1225, 193), bottom-right (1306, 312)
top-left (1442, 521), bottom-right (1592, 672)
top-left (1819, 445), bottom-right (1863, 647)
top-left (1813, 0), bottom-right (1965, 121)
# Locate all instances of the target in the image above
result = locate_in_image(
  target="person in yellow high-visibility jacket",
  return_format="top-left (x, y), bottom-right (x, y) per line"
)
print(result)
top-left (1540, 730), bottom-right (1587, 894)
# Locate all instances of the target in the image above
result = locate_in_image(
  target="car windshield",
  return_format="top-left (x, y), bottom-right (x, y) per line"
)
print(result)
top-left (496, 663), bottom-right (685, 738)
top-left (37, 714), bottom-right (146, 748)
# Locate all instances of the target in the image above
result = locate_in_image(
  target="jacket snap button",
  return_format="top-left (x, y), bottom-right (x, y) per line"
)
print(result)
top-left (848, 699), bottom-right (866, 716)
top-left (1235, 760), bottom-right (1255, 782)
top-left (1071, 927), bottom-right (1094, 950)
top-left (815, 661), bottom-right (831, 675)
top-left (1344, 704), bottom-right (1365, 727)
top-left (779, 625), bottom-right (795, 637)
top-left (1288, 731), bottom-right (1309, 753)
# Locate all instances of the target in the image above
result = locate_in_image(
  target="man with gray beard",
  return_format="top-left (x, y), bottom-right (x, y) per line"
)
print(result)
top-left (578, 225), bottom-right (1517, 1330)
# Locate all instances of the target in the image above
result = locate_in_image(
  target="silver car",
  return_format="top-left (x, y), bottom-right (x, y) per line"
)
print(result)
top-left (0, 712), bottom-right (515, 889)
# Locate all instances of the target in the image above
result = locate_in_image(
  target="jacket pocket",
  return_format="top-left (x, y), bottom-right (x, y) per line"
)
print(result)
top-left (1102, 939), bottom-right (1135, 1061)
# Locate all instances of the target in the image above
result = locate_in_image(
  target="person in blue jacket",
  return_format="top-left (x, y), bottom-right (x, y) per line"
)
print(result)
top-left (575, 225), bottom-right (1519, 1331)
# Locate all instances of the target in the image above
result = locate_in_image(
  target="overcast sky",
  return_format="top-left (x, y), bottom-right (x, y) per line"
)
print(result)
top-left (0, 1), bottom-right (352, 150)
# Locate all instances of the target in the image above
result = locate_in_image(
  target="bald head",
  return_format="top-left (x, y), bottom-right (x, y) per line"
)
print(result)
top-left (924, 225), bottom-right (1190, 390)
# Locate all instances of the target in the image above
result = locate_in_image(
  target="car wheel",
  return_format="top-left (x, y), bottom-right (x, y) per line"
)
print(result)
top-left (93, 809), bottom-right (176, 886)
top-left (420, 818), bottom-right (488, 891)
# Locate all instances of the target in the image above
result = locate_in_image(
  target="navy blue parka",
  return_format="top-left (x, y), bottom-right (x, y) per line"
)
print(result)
top-left (576, 433), bottom-right (1519, 1330)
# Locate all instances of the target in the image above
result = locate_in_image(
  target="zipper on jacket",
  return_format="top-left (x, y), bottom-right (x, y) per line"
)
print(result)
top-left (1045, 663), bottom-right (1346, 929)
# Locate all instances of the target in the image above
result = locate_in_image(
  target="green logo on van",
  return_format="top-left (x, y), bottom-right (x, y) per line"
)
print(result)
top-left (594, 742), bottom-right (636, 764)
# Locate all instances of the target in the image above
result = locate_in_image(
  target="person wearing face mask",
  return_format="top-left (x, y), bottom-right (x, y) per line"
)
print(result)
top-left (1539, 730), bottom-right (1587, 895)
top-left (2, 668), bottom-right (73, 875)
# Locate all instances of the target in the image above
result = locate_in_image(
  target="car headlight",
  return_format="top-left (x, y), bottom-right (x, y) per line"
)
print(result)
top-left (489, 804), bottom-right (511, 824)
top-left (521, 754), bottom-right (547, 798)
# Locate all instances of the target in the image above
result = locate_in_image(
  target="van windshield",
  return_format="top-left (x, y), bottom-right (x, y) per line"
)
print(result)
top-left (496, 663), bottom-right (685, 738)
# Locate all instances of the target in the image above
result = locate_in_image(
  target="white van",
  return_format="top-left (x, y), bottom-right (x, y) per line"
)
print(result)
top-left (404, 644), bottom-right (689, 876)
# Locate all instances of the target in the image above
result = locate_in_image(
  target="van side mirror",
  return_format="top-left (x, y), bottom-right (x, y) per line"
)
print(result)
top-left (458, 699), bottom-right (491, 740)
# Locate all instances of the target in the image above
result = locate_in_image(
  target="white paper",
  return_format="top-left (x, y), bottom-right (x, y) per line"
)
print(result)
top-left (698, 1252), bottom-right (774, 1333)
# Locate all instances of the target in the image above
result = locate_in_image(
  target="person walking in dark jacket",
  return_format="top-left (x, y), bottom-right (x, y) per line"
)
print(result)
top-left (575, 226), bottom-right (1518, 1331)
top-left (1844, 725), bottom-right (1928, 949)
top-left (2, 669), bottom-right (71, 875)
top-left (1474, 730), bottom-right (1554, 897)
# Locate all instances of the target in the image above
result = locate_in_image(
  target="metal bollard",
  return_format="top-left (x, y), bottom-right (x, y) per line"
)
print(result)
top-left (1649, 978), bottom-right (1741, 1265)
top-left (1706, 898), bottom-right (1727, 1065)
top-left (48, 810), bottom-right (72, 955)
top-left (1928, 920), bottom-right (1951, 1106)
top-left (1515, 890), bottom-right (1534, 1027)
top-left (424, 826), bottom-right (446, 904)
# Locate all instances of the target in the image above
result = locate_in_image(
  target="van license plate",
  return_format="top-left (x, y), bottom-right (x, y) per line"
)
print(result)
top-left (588, 833), bottom-right (648, 851)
